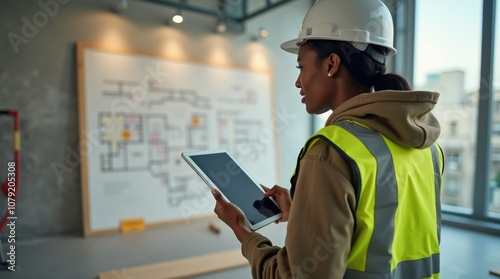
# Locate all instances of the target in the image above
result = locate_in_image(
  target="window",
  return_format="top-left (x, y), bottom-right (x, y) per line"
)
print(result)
top-left (414, 0), bottom-right (483, 213)
top-left (495, 100), bottom-right (500, 114)
top-left (446, 153), bottom-right (461, 171)
top-left (493, 124), bottom-right (500, 136)
top-left (443, 178), bottom-right (460, 200)
top-left (450, 121), bottom-right (458, 137)
top-left (488, 0), bottom-right (500, 218)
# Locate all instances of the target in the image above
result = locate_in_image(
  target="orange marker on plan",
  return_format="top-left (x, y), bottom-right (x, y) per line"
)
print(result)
top-left (122, 130), bottom-right (131, 140)
top-left (191, 116), bottom-right (199, 126)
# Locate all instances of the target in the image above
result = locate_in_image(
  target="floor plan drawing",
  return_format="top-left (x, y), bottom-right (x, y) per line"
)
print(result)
top-left (80, 46), bottom-right (278, 234)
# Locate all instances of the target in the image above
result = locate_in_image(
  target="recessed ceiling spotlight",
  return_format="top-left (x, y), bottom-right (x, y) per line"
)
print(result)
top-left (259, 28), bottom-right (269, 38)
top-left (172, 10), bottom-right (183, 24)
top-left (215, 19), bottom-right (227, 33)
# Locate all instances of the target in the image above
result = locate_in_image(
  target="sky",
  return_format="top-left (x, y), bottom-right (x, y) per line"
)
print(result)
top-left (414, 0), bottom-right (500, 93)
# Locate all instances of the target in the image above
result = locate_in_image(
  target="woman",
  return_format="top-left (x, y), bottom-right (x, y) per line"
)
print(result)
top-left (212, 0), bottom-right (444, 278)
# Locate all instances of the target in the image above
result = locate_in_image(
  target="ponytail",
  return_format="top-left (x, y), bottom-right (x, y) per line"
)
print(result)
top-left (308, 40), bottom-right (412, 91)
top-left (372, 73), bottom-right (412, 91)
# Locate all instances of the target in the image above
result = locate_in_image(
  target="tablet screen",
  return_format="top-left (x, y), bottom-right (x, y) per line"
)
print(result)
top-left (188, 152), bottom-right (281, 226)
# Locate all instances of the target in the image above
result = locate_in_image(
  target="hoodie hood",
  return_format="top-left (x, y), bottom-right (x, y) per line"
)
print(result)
top-left (326, 90), bottom-right (441, 149)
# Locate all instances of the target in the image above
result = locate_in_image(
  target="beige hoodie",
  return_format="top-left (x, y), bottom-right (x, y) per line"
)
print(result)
top-left (241, 90), bottom-right (441, 279)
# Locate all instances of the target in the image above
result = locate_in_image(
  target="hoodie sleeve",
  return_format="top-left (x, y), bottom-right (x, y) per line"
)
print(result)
top-left (241, 142), bottom-right (357, 278)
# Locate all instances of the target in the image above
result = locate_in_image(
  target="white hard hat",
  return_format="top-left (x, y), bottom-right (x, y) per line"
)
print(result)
top-left (281, 0), bottom-right (397, 58)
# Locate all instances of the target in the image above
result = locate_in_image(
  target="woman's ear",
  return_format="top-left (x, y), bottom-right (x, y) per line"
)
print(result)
top-left (326, 53), bottom-right (341, 77)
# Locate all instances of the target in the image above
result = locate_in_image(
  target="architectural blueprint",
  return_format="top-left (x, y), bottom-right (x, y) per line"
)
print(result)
top-left (80, 46), bottom-right (278, 234)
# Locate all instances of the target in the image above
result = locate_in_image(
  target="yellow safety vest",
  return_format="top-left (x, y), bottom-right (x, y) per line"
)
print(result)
top-left (291, 120), bottom-right (444, 279)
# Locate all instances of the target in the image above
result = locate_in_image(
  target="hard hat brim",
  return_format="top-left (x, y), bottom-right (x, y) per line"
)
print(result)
top-left (280, 37), bottom-right (397, 56)
top-left (280, 38), bottom-right (301, 54)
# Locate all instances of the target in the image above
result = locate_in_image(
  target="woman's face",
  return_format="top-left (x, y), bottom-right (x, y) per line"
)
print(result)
top-left (295, 44), bottom-right (333, 114)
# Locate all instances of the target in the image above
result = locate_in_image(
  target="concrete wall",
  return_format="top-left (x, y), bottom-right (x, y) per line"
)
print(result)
top-left (0, 0), bottom-right (312, 240)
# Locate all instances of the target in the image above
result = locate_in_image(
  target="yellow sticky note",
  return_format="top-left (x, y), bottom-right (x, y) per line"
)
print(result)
top-left (14, 131), bottom-right (20, 151)
top-left (120, 218), bottom-right (145, 233)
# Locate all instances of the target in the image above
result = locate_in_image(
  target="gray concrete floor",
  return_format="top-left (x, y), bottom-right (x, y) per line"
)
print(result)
top-left (0, 221), bottom-right (499, 279)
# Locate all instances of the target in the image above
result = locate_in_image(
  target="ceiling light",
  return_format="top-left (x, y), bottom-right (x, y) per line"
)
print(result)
top-left (259, 28), bottom-right (269, 38)
top-left (251, 27), bottom-right (269, 41)
top-left (172, 10), bottom-right (183, 24)
top-left (215, 20), bottom-right (227, 33)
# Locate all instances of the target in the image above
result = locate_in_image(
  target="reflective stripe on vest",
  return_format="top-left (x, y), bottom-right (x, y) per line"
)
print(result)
top-left (291, 121), bottom-right (443, 279)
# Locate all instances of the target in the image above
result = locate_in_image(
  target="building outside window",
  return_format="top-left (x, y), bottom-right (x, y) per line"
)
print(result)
top-left (450, 121), bottom-right (458, 137)
top-left (414, 0), bottom-right (483, 214)
top-left (489, 0), bottom-right (500, 218)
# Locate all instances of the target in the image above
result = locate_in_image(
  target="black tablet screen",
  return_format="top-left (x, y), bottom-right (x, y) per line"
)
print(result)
top-left (189, 152), bottom-right (281, 225)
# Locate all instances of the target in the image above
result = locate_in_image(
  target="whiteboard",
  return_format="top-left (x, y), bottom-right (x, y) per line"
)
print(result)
top-left (76, 42), bottom-right (280, 236)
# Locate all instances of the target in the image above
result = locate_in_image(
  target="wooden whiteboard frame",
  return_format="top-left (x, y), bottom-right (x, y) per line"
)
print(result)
top-left (76, 41), bottom-right (281, 237)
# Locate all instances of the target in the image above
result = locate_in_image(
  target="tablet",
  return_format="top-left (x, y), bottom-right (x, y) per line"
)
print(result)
top-left (181, 149), bottom-right (281, 231)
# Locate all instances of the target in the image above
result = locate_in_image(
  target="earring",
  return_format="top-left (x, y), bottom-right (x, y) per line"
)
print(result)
top-left (328, 73), bottom-right (332, 77)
